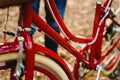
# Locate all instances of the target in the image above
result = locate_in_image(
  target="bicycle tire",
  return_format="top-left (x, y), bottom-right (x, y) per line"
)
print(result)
top-left (102, 32), bottom-right (120, 75)
top-left (101, 0), bottom-right (120, 76)
top-left (35, 53), bottom-right (69, 80)
top-left (102, 54), bottom-right (120, 75)
top-left (0, 52), bottom-right (69, 80)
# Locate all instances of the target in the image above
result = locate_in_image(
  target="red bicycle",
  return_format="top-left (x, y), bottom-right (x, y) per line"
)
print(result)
top-left (0, 0), bottom-right (120, 80)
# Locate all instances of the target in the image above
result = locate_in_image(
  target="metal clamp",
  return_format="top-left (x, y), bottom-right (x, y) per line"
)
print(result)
top-left (18, 27), bottom-right (31, 32)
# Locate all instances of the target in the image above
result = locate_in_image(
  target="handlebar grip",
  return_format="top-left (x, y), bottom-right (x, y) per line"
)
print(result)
top-left (3, 31), bottom-right (15, 36)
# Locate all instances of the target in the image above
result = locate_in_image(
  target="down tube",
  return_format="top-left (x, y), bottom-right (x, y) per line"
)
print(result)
top-left (32, 12), bottom-right (96, 68)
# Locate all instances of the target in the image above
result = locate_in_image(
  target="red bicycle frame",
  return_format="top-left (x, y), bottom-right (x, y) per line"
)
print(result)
top-left (0, 0), bottom-right (119, 80)
top-left (32, 0), bottom-right (120, 79)
top-left (33, 0), bottom-right (120, 68)
top-left (0, 2), bottom-right (75, 80)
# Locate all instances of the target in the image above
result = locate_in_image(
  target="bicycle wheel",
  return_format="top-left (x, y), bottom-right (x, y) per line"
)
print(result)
top-left (0, 52), bottom-right (69, 80)
top-left (101, 38), bottom-right (120, 80)
top-left (102, 26), bottom-right (120, 76)
top-left (101, 49), bottom-right (120, 79)
top-left (35, 53), bottom-right (69, 80)
top-left (101, 52), bottom-right (120, 75)
top-left (101, 0), bottom-right (120, 76)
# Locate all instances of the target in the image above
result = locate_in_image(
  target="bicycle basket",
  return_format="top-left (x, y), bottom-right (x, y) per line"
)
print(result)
top-left (0, 0), bottom-right (34, 8)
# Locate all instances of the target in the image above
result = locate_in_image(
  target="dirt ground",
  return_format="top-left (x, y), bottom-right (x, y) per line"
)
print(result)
top-left (0, 0), bottom-right (120, 80)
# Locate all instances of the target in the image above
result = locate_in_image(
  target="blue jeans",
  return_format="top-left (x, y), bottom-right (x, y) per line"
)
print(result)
top-left (32, 0), bottom-right (66, 53)
top-left (32, 0), bottom-right (66, 28)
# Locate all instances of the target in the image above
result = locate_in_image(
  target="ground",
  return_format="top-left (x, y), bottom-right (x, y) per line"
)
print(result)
top-left (0, 0), bottom-right (120, 80)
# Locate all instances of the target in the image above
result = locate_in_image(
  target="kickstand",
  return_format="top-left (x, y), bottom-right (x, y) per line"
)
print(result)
top-left (96, 65), bottom-right (102, 80)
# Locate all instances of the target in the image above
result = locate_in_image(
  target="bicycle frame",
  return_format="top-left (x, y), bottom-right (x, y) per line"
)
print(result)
top-left (32, 0), bottom-right (120, 79)
top-left (33, 0), bottom-right (120, 68)
top-left (34, 0), bottom-right (120, 79)
top-left (0, 0), bottom-right (119, 80)
top-left (0, 3), bottom-right (75, 80)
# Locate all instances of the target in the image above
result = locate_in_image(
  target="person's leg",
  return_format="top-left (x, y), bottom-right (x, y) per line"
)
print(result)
top-left (44, 0), bottom-right (67, 53)
top-left (30, 0), bottom-right (40, 35)
top-left (32, 0), bottom-right (40, 14)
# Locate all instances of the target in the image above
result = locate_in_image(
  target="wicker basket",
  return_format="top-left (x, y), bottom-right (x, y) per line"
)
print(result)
top-left (0, 0), bottom-right (34, 8)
